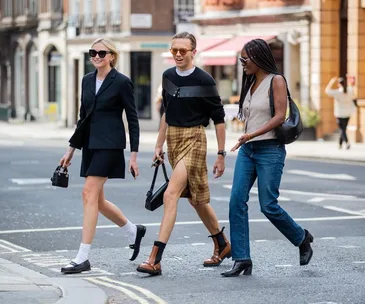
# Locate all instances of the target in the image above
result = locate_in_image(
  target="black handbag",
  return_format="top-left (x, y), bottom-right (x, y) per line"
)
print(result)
top-left (269, 76), bottom-right (303, 144)
top-left (51, 166), bottom-right (69, 188)
top-left (145, 163), bottom-right (169, 211)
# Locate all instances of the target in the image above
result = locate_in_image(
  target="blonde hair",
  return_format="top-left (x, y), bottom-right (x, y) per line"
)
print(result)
top-left (91, 38), bottom-right (119, 68)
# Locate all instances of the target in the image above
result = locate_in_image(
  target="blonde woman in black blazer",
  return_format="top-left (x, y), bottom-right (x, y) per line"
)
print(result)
top-left (59, 38), bottom-right (146, 274)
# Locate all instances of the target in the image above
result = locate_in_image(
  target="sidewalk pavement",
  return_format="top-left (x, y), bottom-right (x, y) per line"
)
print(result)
top-left (0, 258), bottom-right (108, 304)
top-left (0, 121), bottom-right (364, 163)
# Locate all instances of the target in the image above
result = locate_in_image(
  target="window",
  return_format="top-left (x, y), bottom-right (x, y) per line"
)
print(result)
top-left (48, 47), bottom-right (61, 104)
top-left (130, 52), bottom-right (151, 119)
top-left (2, 0), bottom-right (12, 17)
top-left (96, 0), bottom-right (106, 26)
top-left (83, 0), bottom-right (93, 27)
top-left (84, 53), bottom-right (95, 75)
top-left (175, 0), bottom-right (195, 23)
top-left (68, 0), bottom-right (80, 26)
top-left (110, 0), bottom-right (121, 25)
top-left (29, 0), bottom-right (37, 16)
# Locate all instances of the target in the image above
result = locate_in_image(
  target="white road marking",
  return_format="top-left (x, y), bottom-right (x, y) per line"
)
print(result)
top-left (0, 139), bottom-right (24, 146)
top-left (307, 197), bottom-right (326, 203)
top-left (0, 214), bottom-right (364, 236)
top-left (223, 185), bottom-right (356, 199)
top-left (10, 178), bottom-right (51, 185)
top-left (275, 264), bottom-right (293, 267)
top-left (198, 268), bottom-right (214, 271)
top-left (308, 302), bottom-right (338, 304)
top-left (320, 237), bottom-right (336, 240)
top-left (353, 261), bottom-right (365, 264)
top-left (337, 245), bottom-right (359, 249)
top-left (323, 206), bottom-right (365, 216)
top-left (10, 160), bottom-right (40, 165)
top-left (192, 243), bottom-right (206, 246)
top-left (254, 240), bottom-right (267, 243)
top-left (49, 267), bottom-right (114, 276)
top-left (87, 276), bottom-right (167, 304)
top-left (287, 169), bottom-right (356, 181)
top-left (0, 240), bottom-right (31, 253)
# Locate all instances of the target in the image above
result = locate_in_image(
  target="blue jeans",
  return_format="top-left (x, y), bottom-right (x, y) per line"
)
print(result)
top-left (229, 139), bottom-right (305, 261)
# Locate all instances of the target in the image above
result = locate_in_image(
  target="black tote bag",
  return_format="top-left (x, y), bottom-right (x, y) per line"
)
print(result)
top-left (145, 163), bottom-right (169, 211)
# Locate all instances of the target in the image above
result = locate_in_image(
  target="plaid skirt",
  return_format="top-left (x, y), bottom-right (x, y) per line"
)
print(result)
top-left (166, 125), bottom-right (210, 205)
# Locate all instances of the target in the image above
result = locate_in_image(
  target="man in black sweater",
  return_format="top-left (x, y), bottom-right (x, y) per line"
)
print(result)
top-left (137, 32), bottom-right (231, 276)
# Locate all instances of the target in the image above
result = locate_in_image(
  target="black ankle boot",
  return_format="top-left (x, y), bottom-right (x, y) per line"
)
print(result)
top-left (299, 229), bottom-right (313, 266)
top-left (221, 260), bottom-right (252, 277)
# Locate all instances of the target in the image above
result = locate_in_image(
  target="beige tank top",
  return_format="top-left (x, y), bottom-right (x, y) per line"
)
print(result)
top-left (243, 73), bottom-right (276, 142)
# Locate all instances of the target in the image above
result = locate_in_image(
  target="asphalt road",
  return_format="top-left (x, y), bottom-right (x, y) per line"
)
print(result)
top-left (0, 138), bottom-right (365, 304)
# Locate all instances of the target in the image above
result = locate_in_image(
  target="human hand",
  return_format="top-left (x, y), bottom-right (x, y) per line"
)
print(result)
top-left (129, 158), bottom-right (139, 179)
top-left (213, 157), bottom-right (225, 179)
top-left (59, 151), bottom-right (73, 168)
top-left (152, 147), bottom-right (164, 167)
top-left (231, 134), bottom-right (251, 152)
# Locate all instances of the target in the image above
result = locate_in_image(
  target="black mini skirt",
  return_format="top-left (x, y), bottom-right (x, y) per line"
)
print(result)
top-left (80, 149), bottom-right (125, 179)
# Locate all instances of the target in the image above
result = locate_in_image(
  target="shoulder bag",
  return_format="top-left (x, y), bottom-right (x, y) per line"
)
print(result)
top-left (269, 75), bottom-right (303, 144)
top-left (145, 163), bottom-right (169, 211)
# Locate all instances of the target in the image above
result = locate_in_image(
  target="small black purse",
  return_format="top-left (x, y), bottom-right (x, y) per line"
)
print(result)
top-left (51, 166), bottom-right (69, 188)
top-left (269, 75), bottom-right (303, 144)
top-left (145, 163), bottom-right (169, 211)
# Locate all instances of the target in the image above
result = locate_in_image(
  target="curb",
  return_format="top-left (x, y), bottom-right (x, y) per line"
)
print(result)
top-left (0, 258), bottom-right (108, 304)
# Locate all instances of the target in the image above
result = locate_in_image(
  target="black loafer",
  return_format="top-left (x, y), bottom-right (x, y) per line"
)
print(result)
top-left (129, 224), bottom-right (146, 261)
top-left (61, 260), bottom-right (91, 274)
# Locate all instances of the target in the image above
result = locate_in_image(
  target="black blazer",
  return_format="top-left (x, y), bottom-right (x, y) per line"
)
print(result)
top-left (69, 68), bottom-right (139, 151)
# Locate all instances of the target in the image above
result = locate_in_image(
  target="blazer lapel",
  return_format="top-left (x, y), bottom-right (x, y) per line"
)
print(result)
top-left (90, 70), bottom-right (97, 95)
top-left (96, 68), bottom-right (117, 96)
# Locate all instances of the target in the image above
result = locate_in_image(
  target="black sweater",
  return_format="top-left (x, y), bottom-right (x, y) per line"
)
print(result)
top-left (162, 67), bottom-right (225, 127)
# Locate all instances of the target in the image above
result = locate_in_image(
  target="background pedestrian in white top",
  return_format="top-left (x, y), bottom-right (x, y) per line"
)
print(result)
top-left (325, 76), bottom-right (356, 150)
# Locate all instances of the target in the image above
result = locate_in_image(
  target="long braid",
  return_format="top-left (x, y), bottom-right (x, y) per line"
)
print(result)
top-left (238, 39), bottom-right (279, 119)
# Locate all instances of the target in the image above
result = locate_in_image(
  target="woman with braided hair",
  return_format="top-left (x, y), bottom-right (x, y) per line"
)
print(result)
top-left (221, 39), bottom-right (314, 277)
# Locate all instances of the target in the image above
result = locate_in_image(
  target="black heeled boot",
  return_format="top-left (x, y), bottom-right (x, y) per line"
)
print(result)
top-left (299, 229), bottom-right (314, 266)
top-left (221, 260), bottom-right (253, 277)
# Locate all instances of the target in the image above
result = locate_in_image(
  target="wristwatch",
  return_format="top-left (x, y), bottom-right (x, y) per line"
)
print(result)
top-left (217, 150), bottom-right (226, 157)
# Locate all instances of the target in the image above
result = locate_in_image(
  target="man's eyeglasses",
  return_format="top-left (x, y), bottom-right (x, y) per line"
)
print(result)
top-left (239, 57), bottom-right (250, 64)
top-left (170, 48), bottom-right (193, 56)
top-left (89, 49), bottom-right (111, 58)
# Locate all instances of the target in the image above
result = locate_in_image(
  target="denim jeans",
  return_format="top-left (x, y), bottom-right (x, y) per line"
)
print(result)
top-left (229, 139), bottom-right (305, 261)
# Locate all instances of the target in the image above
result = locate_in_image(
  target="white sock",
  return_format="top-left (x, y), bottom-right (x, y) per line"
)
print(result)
top-left (120, 220), bottom-right (137, 245)
top-left (72, 243), bottom-right (91, 264)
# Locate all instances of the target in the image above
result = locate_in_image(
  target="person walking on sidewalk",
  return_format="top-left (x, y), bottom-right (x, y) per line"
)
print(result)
top-left (221, 39), bottom-right (313, 277)
top-left (59, 38), bottom-right (146, 274)
top-left (325, 76), bottom-right (356, 150)
top-left (136, 32), bottom-right (231, 276)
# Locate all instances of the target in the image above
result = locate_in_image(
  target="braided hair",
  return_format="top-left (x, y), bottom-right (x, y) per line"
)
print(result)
top-left (238, 39), bottom-right (279, 119)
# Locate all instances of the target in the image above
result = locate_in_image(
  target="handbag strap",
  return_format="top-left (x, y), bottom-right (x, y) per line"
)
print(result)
top-left (269, 74), bottom-right (292, 117)
top-left (148, 163), bottom-right (169, 194)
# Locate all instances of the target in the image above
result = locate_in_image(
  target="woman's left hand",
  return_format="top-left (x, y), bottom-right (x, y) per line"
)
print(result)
top-left (231, 134), bottom-right (251, 152)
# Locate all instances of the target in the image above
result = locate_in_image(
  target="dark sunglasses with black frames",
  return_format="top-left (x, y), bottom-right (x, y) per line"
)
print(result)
top-left (89, 49), bottom-right (111, 58)
top-left (238, 56), bottom-right (250, 64)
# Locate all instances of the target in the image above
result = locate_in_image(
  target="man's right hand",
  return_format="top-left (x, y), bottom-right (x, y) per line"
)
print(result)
top-left (152, 147), bottom-right (164, 166)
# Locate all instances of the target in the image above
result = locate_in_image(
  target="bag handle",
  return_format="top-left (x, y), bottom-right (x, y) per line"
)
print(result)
top-left (147, 163), bottom-right (169, 195)
top-left (269, 74), bottom-right (293, 117)
top-left (56, 166), bottom-right (68, 173)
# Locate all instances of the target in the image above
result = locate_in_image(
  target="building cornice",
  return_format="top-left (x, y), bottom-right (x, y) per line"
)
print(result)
top-left (190, 5), bottom-right (312, 24)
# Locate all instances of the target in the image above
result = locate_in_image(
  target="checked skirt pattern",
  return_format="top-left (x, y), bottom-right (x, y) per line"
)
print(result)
top-left (166, 125), bottom-right (210, 206)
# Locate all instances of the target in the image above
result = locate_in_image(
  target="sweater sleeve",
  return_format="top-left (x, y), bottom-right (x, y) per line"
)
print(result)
top-left (204, 96), bottom-right (225, 125)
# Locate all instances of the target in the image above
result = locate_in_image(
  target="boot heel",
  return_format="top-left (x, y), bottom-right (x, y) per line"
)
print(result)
top-left (309, 235), bottom-right (314, 242)
top-left (243, 265), bottom-right (252, 276)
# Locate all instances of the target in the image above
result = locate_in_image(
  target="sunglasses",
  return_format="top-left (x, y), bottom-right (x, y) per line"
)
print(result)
top-left (239, 57), bottom-right (250, 64)
top-left (89, 49), bottom-right (111, 58)
top-left (170, 48), bottom-right (193, 56)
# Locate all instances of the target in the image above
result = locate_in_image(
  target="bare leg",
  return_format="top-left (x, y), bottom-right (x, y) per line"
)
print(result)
top-left (81, 176), bottom-right (107, 244)
top-left (98, 188), bottom-right (128, 227)
top-left (192, 202), bottom-right (220, 235)
top-left (158, 160), bottom-right (188, 243)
